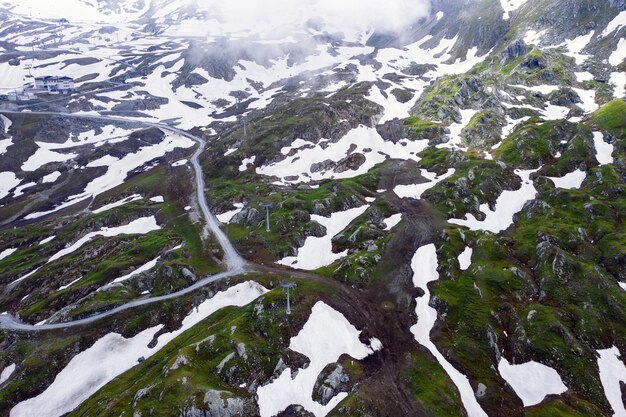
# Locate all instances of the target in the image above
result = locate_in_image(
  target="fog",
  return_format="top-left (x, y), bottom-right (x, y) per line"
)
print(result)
top-left (179, 0), bottom-right (432, 39)
top-left (2, 0), bottom-right (432, 41)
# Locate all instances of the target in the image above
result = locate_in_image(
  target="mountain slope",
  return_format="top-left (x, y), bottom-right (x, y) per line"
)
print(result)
top-left (0, 0), bottom-right (625, 416)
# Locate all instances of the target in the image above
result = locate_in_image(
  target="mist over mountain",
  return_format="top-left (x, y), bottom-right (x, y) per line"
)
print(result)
top-left (0, 1), bottom-right (625, 417)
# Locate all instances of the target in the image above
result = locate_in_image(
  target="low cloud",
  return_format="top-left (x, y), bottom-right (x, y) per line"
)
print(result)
top-left (3, 0), bottom-right (432, 40)
top-left (158, 0), bottom-right (432, 40)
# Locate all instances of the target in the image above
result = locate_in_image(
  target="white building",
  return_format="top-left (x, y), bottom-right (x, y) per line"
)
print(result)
top-left (34, 76), bottom-right (74, 93)
top-left (8, 90), bottom-right (36, 101)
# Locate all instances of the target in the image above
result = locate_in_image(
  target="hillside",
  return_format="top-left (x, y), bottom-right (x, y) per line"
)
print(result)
top-left (0, 1), bottom-right (625, 416)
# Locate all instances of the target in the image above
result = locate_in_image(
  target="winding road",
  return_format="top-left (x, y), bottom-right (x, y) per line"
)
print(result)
top-left (0, 110), bottom-right (249, 331)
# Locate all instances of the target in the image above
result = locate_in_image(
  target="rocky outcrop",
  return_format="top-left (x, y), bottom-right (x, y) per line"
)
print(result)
top-left (129, 127), bottom-right (165, 144)
top-left (112, 96), bottom-right (168, 112)
top-left (334, 152), bottom-right (366, 173)
top-left (502, 40), bottom-right (528, 60)
top-left (312, 364), bottom-right (351, 405)
top-left (180, 390), bottom-right (248, 417)
top-left (276, 405), bottom-right (316, 417)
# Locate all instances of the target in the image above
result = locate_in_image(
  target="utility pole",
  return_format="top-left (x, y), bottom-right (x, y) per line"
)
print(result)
top-left (280, 282), bottom-right (296, 315)
top-left (259, 202), bottom-right (272, 232)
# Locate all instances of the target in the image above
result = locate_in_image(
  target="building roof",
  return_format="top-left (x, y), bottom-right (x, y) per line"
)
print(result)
top-left (35, 76), bottom-right (74, 81)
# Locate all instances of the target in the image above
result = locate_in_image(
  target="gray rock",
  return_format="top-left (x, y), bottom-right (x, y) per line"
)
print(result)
top-left (216, 352), bottom-right (235, 373)
top-left (203, 390), bottom-right (245, 417)
top-left (236, 343), bottom-right (248, 361)
top-left (310, 159), bottom-right (336, 173)
top-left (313, 364), bottom-right (351, 405)
top-left (181, 390), bottom-right (246, 417)
top-left (334, 153), bottom-right (366, 173)
top-left (171, 355), bottom-right (189, 371)
top-left (475, 383), bottom-right (487, 398)
top-left (231, 208), bottom-right (263, 226)
top-left (503, 39), bottom-right (528, 60)
top-left (181, 267), bottom-right (196, 281)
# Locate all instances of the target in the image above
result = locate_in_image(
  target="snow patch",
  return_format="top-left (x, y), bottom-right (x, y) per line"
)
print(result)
top-left (0, 172), bottom-right (21, 200)
top-left (110, 256), bottom-right (160, 285)
top-left (501, 115), bottom-right (530, 138)
top-left (571, 87), bottom-right (598, 113)
top-left (57, 277), bottom-right (82, 291)
top-left (593, 132), bottom-right (614, 166)
top-left (439, 110), bottom-right (478, 149)
top-left (602, 10), bottom-right (626, 37)
top-left (542, 103), bottom-right (570, 120)
top-left (239, 156), bottom-right (256, 172)
top-left (21, 148), bottom-right (77, 172)
top-left (574, 71), bottom-right (594, 82)
top-left (563, 31), bottom-right (594, 65)
top-left (0, 115), bottom-right (13, 155)
top-left (13, 182), bottom-right (36, 198)
top-left (216, 203), bottom-right (245, 224)
top-left (0, 248), bottom-right (17, 261)
top-left (394, 168), bottom-right (455, 199)
top-left (257, 126), bottom-right (428, 184)
top-left (596, 346), bottom-right (626, 417)
top-left (93, 194), bottom-right (143, 214)
top-left (449, 169), bottom-right (538, 233)
top-left (0, 363), bottom-right (16, 385)
top-left (458, 247), bottom-right (473, 271)
top-left (511, 84), bottom-right (559, 94)
top-left (42, 171), bottom-right (62, 184)
top-left (498, 357), bottom-right (567, 406)
top-left (25, 133), bottom-right (193, 220)
top-left (609, 71), bottom-right (626, 98)
top-left (39, 236), bottom-right (56, 245)
top-left (277, 205), bottom-right (369, 270)
top-left (524, 29), bottom-right (547, 46)
top-left (547, 169), bottom-right (586, 189)
top-left (0, 138), bottom-right (12, 156)
top-left (366, 85), bottom-right (412, 124)
top-left (383, 213), bottom-right (403, 231)
top-left (609, 38), bottom-right (626, 67)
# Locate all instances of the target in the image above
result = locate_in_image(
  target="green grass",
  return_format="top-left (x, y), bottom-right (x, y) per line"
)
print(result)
top-left (404, 116), bottom-right (442, 136)
top-left (407, 351), bottom-right (465, 417)
top-left (589, 99), bottom-right (626, 139)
